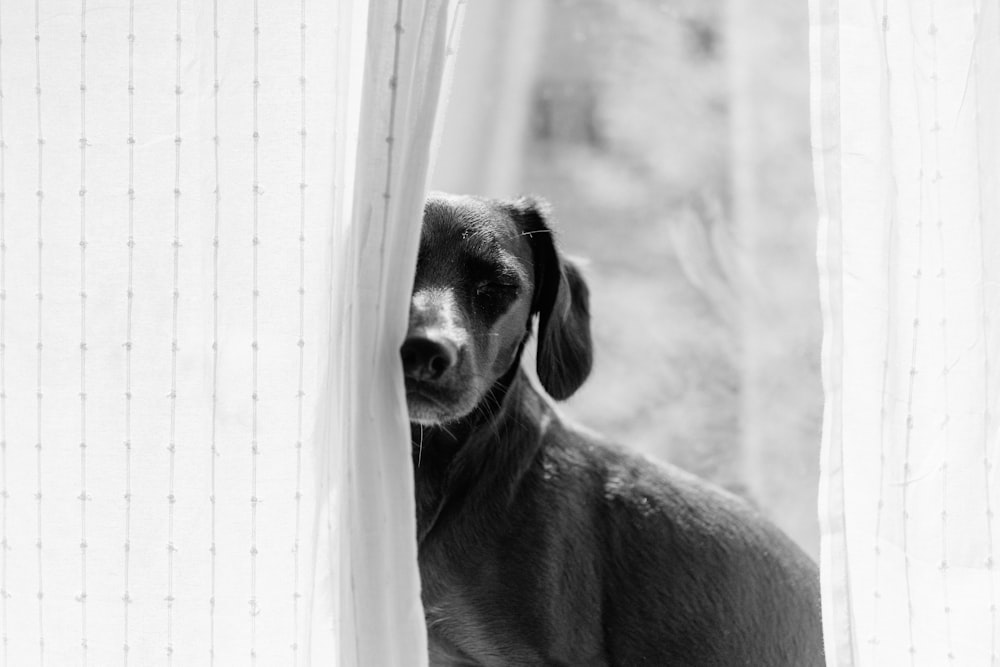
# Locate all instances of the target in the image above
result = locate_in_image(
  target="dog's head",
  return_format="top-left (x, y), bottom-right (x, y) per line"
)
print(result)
top-left (402, 193), bottom-right (592, 425)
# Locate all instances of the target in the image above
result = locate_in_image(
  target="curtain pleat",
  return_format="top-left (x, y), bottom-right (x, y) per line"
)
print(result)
top-left (319, 1), bottom-right (464, 665)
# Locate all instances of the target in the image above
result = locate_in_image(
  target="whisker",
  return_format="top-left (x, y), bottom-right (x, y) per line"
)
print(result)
top-left (417, 425), bottom-right (424, 468)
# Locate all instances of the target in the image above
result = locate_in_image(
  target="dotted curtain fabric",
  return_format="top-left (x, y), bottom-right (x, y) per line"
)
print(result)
top-left (0, 0), bottom-right (463, 665)
top-left (813, 1), bottom-right (1000, 665)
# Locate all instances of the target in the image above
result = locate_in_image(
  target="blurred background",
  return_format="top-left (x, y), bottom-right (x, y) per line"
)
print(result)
top-left (430, 0), bottom-right (821, 558)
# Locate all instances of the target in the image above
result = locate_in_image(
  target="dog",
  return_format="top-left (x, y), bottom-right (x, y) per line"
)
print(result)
top-left (402, 193), bottom-right (825, 666)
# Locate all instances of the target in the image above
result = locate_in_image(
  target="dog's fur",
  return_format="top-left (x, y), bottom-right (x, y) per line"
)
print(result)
top-left (403, 193), bottom-right (824, 666)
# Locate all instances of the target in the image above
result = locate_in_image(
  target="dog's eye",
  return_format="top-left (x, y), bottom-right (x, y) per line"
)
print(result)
top-left (474, 280), bottom-right (518, 301)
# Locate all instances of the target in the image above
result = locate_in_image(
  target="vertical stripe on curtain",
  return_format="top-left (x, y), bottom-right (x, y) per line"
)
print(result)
top-left (0, 0), bottom-right (463, 665)
top-left (813, 0), bottom-right (1000, 665)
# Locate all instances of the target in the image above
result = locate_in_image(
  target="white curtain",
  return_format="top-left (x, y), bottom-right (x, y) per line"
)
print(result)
top-left (322, 1), bottom-right (464, 665)
top-left (0, 0), bottom-right (462, 665)
top-left (813, 0), bottom-right (1000, 665)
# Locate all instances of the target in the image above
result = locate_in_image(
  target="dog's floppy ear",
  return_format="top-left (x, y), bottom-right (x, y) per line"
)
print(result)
top-left (509, 196), bottom-right (593, 400)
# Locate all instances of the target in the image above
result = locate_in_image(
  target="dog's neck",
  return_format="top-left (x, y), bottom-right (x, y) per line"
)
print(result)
top-left (410, 363), bottom-right (550, 545)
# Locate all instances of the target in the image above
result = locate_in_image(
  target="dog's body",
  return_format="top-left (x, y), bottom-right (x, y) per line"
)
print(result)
top-left (404, 194), bottom-right (824, 666)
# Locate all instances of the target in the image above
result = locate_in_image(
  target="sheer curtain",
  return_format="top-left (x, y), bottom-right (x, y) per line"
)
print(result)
top-left (322, 1), bottom-right (464, 665)
top-left (0, 0), bottom-right (461, 665)
top-left (813, 0), bottom-right (1000, 665)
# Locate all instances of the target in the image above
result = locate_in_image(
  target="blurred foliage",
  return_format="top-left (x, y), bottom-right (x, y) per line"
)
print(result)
top-left (525, 0), bottom-right (741, 488)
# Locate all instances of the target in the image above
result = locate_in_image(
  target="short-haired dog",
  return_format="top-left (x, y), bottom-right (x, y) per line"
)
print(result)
top-left (402, 193), bottom-right (825, 666)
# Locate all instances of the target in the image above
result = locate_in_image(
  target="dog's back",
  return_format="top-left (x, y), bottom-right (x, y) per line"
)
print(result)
top-left (418, 381), bottom-right (823, 666)
top-left (551, 423), bottom-right (824, 665)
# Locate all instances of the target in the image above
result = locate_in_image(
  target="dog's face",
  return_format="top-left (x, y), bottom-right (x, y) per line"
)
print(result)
top-left (402, 193), bottom-right (593, 425)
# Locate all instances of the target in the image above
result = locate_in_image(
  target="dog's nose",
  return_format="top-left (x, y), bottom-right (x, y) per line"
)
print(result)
top-left (400, 336), bottom-right (458, 381)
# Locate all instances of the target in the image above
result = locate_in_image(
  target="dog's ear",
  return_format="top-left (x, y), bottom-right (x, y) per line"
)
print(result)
top-left (508, 196), bottom-right (593, 400)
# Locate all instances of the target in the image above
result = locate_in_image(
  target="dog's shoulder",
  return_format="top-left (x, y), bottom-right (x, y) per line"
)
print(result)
top-left (535, 413), bottom-right (824, 665)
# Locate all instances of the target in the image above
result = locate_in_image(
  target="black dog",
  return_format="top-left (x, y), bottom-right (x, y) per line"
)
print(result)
top-left (402, 193), bottom-right (824, 666)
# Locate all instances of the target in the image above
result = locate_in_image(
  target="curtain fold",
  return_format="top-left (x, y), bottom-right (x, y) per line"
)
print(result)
top-left (0, 0), bottom-right (463, 664)
top-left (319, 1), bottom-right (464, 665)
top-left (813, 1), bottom-right (1000, 665)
